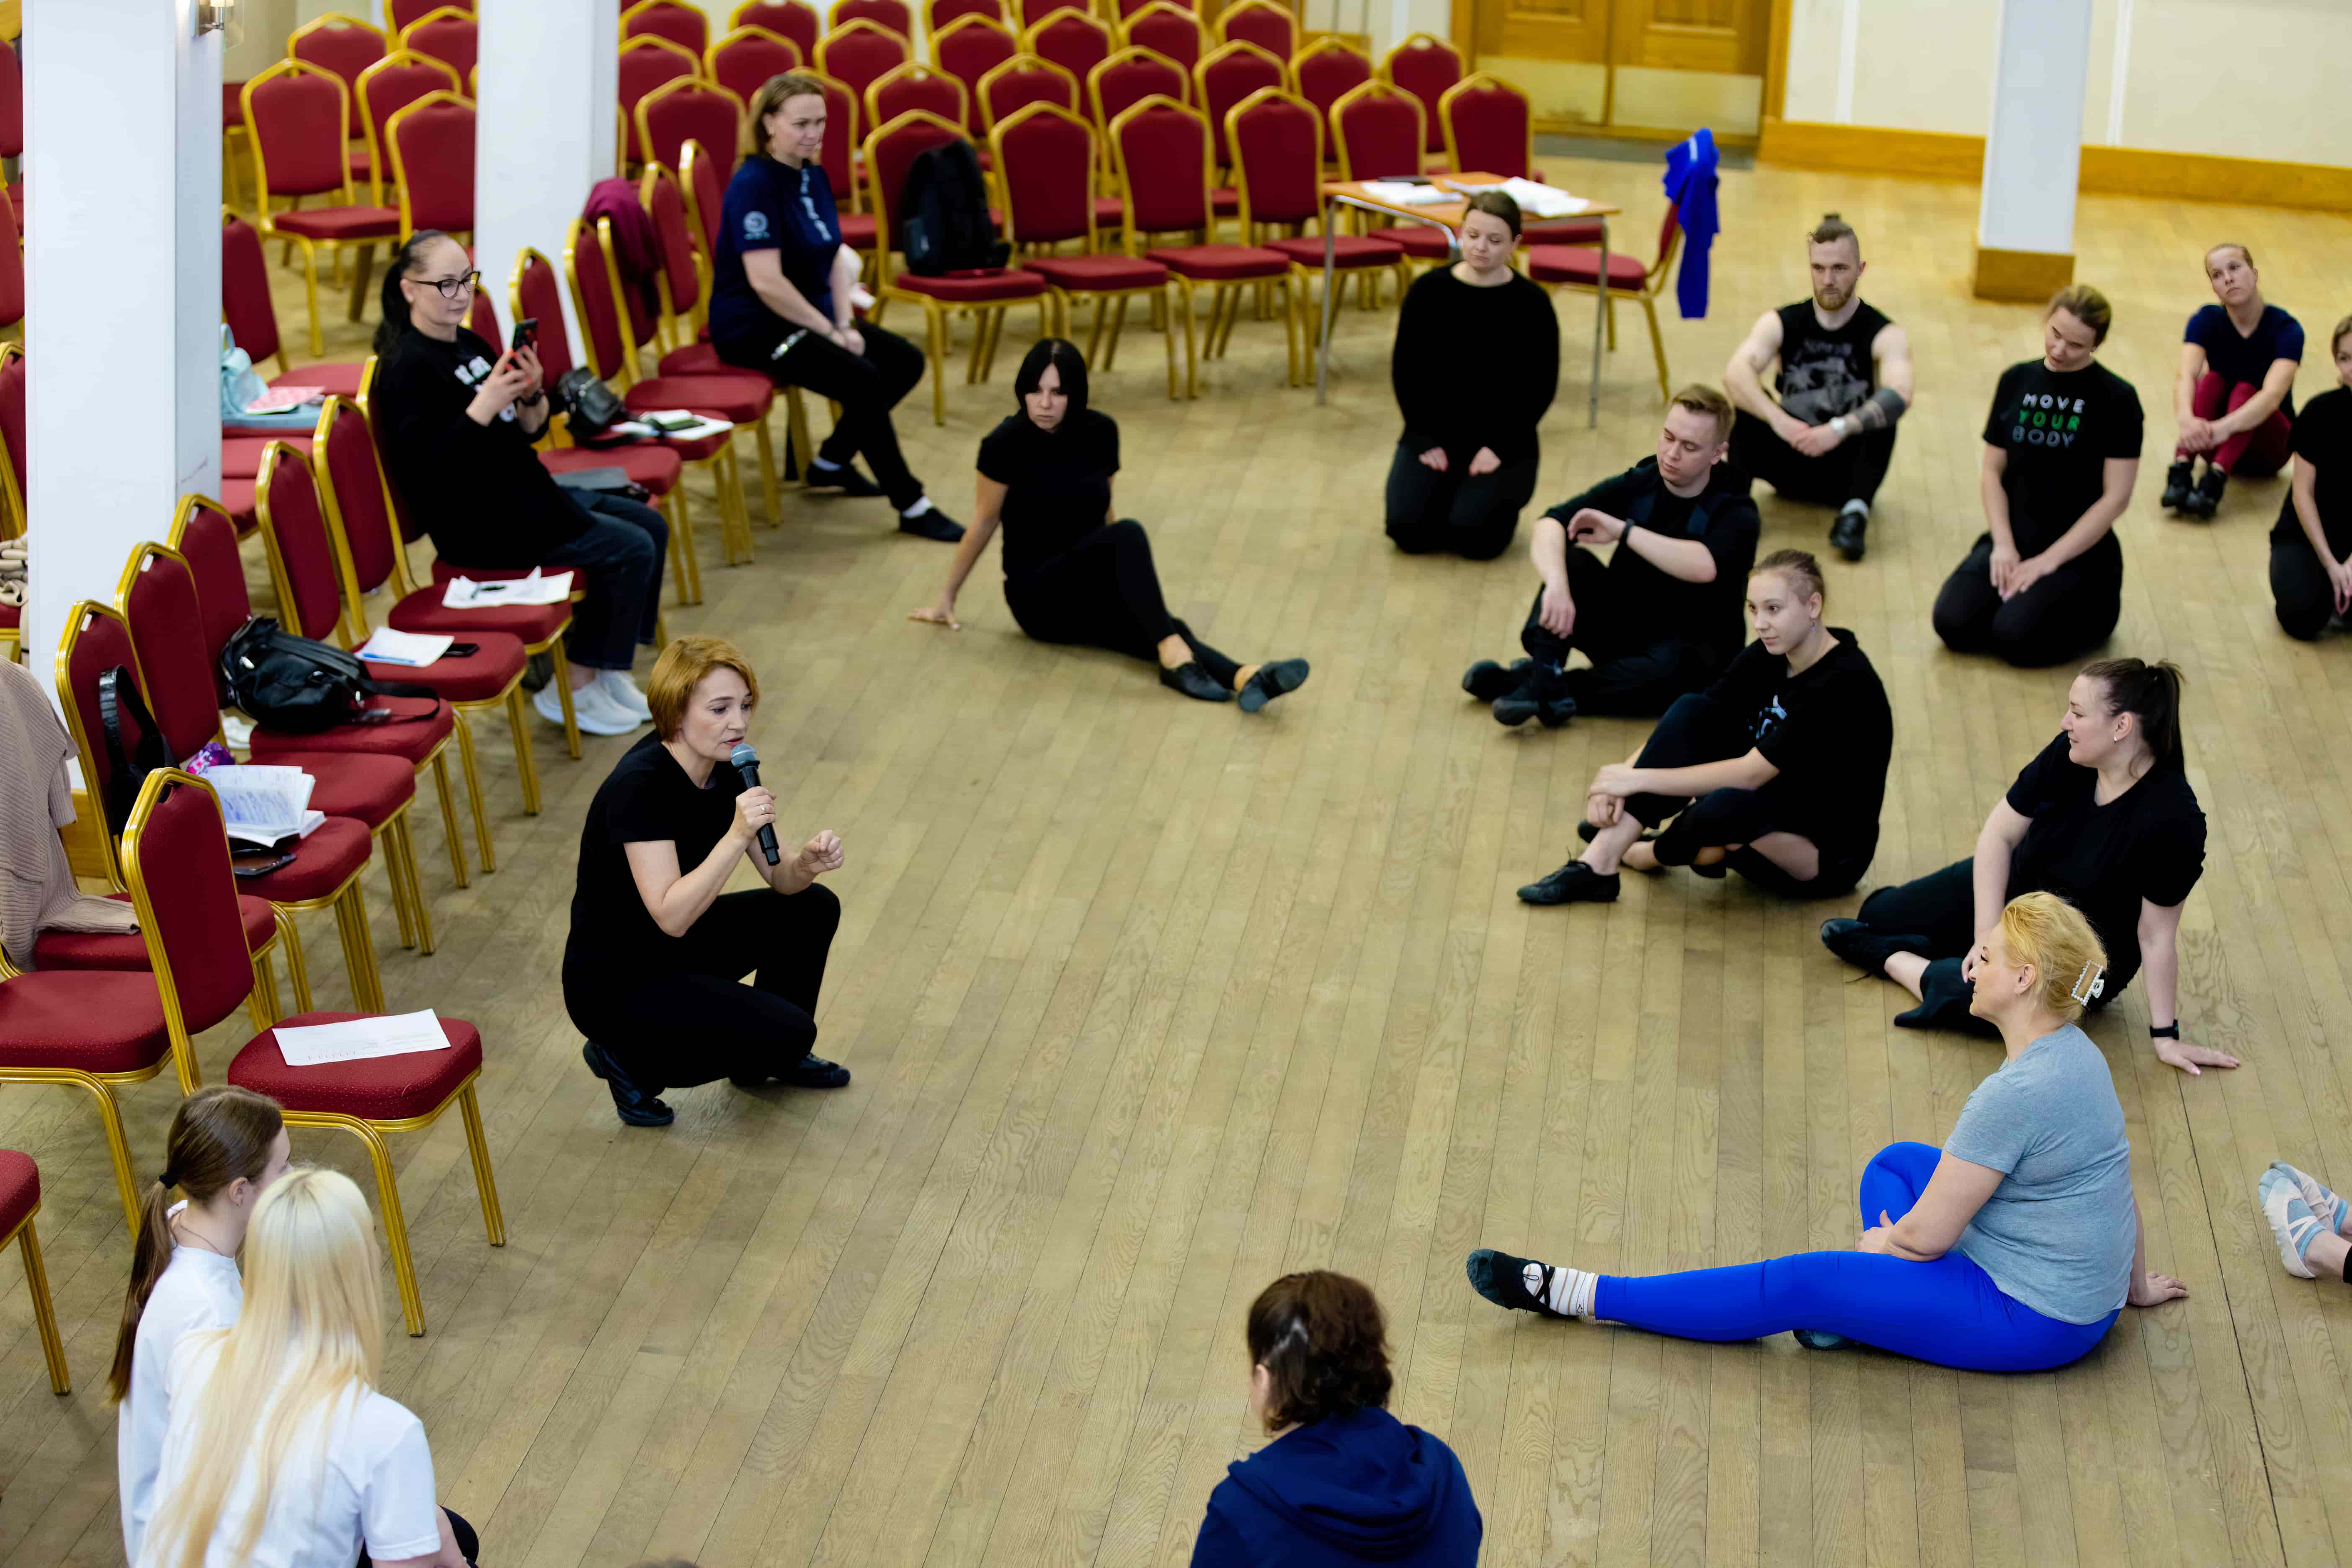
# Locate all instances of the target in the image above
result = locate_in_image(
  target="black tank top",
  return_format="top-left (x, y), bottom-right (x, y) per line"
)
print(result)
top-left (1774, 299), bottom-right (1891, 426)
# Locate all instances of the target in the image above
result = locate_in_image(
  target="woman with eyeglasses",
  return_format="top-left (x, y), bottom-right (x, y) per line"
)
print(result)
top-left (371, 230), bottom-right (667, 737)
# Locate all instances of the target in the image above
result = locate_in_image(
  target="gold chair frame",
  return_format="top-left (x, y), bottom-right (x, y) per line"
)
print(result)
top-left (1, 1191), bottom-right (69, 1395)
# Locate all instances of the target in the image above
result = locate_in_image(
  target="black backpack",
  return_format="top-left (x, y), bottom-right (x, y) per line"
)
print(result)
top-left (899, 141), bottom-right (1008, 276)
top-left (95, 667), bottom-right (171, 835)
top-left (219, 618), bottom-right (433, 735)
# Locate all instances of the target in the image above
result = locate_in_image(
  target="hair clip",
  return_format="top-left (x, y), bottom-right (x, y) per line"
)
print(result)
top-left (2070, 962), bottom-right (2105, 1004)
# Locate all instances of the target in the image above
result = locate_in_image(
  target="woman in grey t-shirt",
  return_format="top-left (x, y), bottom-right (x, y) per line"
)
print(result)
top-left (1465, 892), bottom-right (2189, 1371)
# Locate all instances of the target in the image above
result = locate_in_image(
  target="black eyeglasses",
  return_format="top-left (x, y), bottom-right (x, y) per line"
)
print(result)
top-left (419, 270), bottom-right (481, 299)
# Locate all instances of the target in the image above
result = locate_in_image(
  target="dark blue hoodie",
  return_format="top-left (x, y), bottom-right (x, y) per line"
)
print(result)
top-left (1191, 1407), bottom-right (1483, 1566)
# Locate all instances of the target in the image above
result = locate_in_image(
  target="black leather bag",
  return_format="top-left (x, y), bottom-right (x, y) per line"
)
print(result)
top-left (219, 618), bottom-right (433, 735)
top-left (96, 666), bottom-right (171, 834)
top-left (557, 367), bottom-right (629, 443)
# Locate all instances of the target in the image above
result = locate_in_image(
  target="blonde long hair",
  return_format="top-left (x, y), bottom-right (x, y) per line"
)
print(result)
top-left (145, 1168), bottom-right (387, 1568)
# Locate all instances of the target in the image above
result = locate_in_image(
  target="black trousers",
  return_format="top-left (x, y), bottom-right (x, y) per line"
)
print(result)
top-left (715, 319), bottom-right (928, 511)
top-left (567, 883), bottom-right (841, 1092)
top-left (1932, 531), bottom-right (2122, 669)
top-left (1852, 857), bottom-right (2120, 1033)
top-left (2271, 535), bottom-right (2346, 640)
top-left (541, 490), bottom-right (668, 670)
top-left (1383, 443), bottom-right (1538, 560)
top-left (1519, 545), bottom-right (1720, 717)
top-left (1617, 692), bottom-right (1865, 897)
top-left (1730, 409), bottom-right (1897, 508)
top-left (1005, 518), bottom-right (1241, 688)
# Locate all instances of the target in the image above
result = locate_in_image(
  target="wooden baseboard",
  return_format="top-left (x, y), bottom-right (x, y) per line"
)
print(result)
top-left (1759, 117), bottom-right (2352, 213)
top-left (1533, 120), bottom-right (1759, 150)
top-left (1973, 245), bottom-right (2074, 303)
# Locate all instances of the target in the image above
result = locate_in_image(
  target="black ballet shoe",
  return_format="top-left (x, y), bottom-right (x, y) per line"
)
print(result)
top-left (583, 1040), bottom-right (673, 1127)
top-left (1517, 860), bottom-right (1619, 905)
top-left (1462, 658), bottom-right (1529, 703)
top-left (1829, 503), bottom-right (1869, 562)
top-left (1465, 1248), bottom-right (1576, 1320)
top-left (2180, 467), bottom-right (2226, 520)
top-left (898, 506), bottom-right (966, 542)
top-left (807, 459), bottom-right (883, 497)
top-left (1689, 857), bottom-right (1728, 879)
top-left (2159, 459), bottom-right (2195, 511)
top-left (1238, 658), bottom-right (1310, 714)
top-left (1893, 962), bottom-right (1975, 1030)
top-left (1576, 819), bottom-right (1655, 845)
top-left (1493, 667), bottom-right (1575, 729)
top-left (1160, 661), bottom-right (1234, 701)
top-left (785, 1053), bottom-right (851, 1088)
top-left (1819, 917), bottom-right (1931, 977)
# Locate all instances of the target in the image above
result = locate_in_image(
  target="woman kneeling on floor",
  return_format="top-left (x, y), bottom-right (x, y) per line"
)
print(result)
top-left (1469, 892), bottom-right (2189, 1372)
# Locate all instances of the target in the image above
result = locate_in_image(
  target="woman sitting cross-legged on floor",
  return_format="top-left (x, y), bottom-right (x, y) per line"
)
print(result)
top-left (911, 339), bottom-right (1310, 711)
top-left (1819, 656), bottom-right (2233, 1076)
top-left (1470, 892), bottom-right (2190, 1373)
top-left (1517, 549), bottom-right (1892, 906)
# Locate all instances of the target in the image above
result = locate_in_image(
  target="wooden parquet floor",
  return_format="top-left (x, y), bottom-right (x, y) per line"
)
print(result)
top-left (5, 156), bottom-right (2352, 1568)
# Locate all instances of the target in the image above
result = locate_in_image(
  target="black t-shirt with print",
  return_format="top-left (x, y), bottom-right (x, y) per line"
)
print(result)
top-left (1774, 299), bottom-right (1891, 425)
top-left (2004, 732), bottom-right (2206, 992)
top-left (1981, 359), bottom-right (2144, 555)
top-left (976, 408), bottom-right (1121, 580)
top-left (377, 326), bottom-right (588, 567)
top-left (1699, 628), bottom-right (1892, 867)
top-left (2274, 385), bottom-right (2350, 555)
top-left (1542, 458), bottom-right (1761, 663)
top-left (565, 732), bottom-right (747, 987)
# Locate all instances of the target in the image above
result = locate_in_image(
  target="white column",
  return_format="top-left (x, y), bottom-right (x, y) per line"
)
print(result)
top-left (474, 0), bottom-right (620, 358)
top-left (1972, 0), bottom-right (2092, 301)
top-left (23, 0), bottom-right (222, 673)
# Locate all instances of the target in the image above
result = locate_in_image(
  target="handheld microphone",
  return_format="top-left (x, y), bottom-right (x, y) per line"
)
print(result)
top-left (729, 742), bottom-right (781, 865)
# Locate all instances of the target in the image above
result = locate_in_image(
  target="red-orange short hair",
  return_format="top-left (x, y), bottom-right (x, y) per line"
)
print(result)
top-left (646, 635), bottom-right (761, 740)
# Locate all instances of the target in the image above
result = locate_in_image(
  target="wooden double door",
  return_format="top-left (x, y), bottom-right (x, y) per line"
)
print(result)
top-left (1467, 0), bottom-right (1769, 135)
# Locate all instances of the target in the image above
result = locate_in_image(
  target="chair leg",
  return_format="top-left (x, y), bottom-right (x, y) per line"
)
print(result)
top-left (1605, 294), bottom-right (1617, 350)
top-left (61, 1073), bottom-right (142, 1236)
top-left (249, 948), bottom-right (282, 1031)
top-left (348, 1117), bottom-right (428, 1336)
top-left (1176, 279), bottom-right (1198, 399)
top-left (449, 714), bottom-right (494, 873)
top-left (425, 753), bottom-right (463, 902)
top-left (378, 821), bottom-right (417, 952)
top-left (505, 686), bottom-right (543, 816)
top-left (784, 387), bottom-right (813, 477)
top-left (346, 241), bottom-right (377, 324)
top-left (751, 419), bottom-right (781, 528)
top-left (1161, 286), bottom-right (1179, 402)
top-left (298, 238), bottom-right (325, 358)
top-left (723, 446), bottom-right (755, 563)
top-left (1643, 296), bottom-right (1671, 404)
top-left (15, 1220), bottom-right (70, 1395)
top-left (276, 906), bottom-right (315, 1013)
top-left (335, 879), bottom-right (387, 1013)
top-left (547, 637), bottom-right (583, 760)
top-left (458, 1082), bottom-right (506, 1247)
top-left (926, 304), bottom-right (948, 426)
top-left (1103, 296), bottom-right (1129, 371)
top-left (665, 490), bottom-right (704, 606)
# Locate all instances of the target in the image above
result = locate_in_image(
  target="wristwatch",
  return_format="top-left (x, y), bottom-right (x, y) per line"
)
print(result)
top-left (2148, 1022), bottom-right (2180, 1039)
top-left (1830, 415), bottom-right (1852, 438)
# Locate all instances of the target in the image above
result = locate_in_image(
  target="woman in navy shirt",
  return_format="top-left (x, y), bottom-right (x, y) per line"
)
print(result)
top-left (709, 72), bottom-right (962, 541)
top-left (2162, 242), bottom-right (2303, 520)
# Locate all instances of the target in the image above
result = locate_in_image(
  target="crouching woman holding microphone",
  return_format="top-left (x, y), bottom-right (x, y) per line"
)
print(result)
top-left (564, 637), bottom-right (850, 1127)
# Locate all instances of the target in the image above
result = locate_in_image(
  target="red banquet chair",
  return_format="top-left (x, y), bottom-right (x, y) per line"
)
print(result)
top-left (618, 35), bottom-right (704, 167)
top-left (1193, 39), bottom-right (1282, 176)
top-left (1439, 72), bottom-right (1602, 243)
top-left (223, 213), bottom-right (368, 403)
top-left (1331, 81), bottom-right (1449, 263)
top-left (1527, 201), bottom-right (1683, 402)
top-left (802, 71), bottom-right (879, 230)
top-left (1115, 0), bottom-right (1190, 16)
top-left (927, 0), bottom-right (1006, 33)
top-left (864, 110), bottom-right (1051, 423)
top-left (386, 90), bottom-right (475, 241)
top-left (1381, 31), bottom-right (1459, 161)
top-left (1118, 3), bottom-right (1203, 75)
top-left (933, 15), bottom-right (1019, 137)
top-left (623, 0), bottom-right (712, 55)
top-left (398, 7), bottom-right (478, 84)
top-left (1022, 11), bottom-right (1113, 101)
top-left (815, 20), bottom-right (910, 147)
top-left (289, 13), bottom-right (388, 189)
top-left (978, 52), bottom-right (1078, 134)
top-left (1090, 46), bottom-right (1186, 138)
top-left (992, 103), bottom-right (1176, 397)
top-left (388, 0), bottom-right (457, 32)
top-left (680, 137), bottom-right (730, 256)
top-left (837, 0), bottom-right (915, 38)
top-left (730, 0), bottom-right (821, 64)
top-left (0, 1153), bottom-right (70, 1396)
top-left (1215, 0), bottom-right (1293, 61)
top-left (242, 60), bottom-right (403, 357)
top-left (1290, 38), bottom-right (1371, 148)
top-left (0, 345), bottom-right (15, 661)
top-left (1014, 0), bottom-right (1087, 28)
top-left (868, 61), bottom-right (969, 143)
top-left (707, 25), bottom-right (804, 112)
top-left (1108, 94), bottom-right (1298, 393)
top-left (356, 51), bottom-right (462, 207)
top-left (636, 76), bottom-right (745, 175)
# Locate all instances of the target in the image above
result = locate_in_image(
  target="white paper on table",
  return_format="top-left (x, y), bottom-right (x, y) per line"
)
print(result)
top-left (443, 569), bottom-right (573, 608)
top-left (273, 1009), bottom-right (450, 1066)
top-left (1449, 177), bottom-right (1588, 218)
top-left (355, 627), bottom-right (453, 666)
top-left (1360, 181), bottom-right (1455, 206)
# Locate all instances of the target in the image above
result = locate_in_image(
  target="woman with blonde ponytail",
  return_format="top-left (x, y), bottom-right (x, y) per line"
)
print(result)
top-left (139, 1168), bottom-right (477, 1568)
top-left (112, 1086), bottom-right (289, 1566)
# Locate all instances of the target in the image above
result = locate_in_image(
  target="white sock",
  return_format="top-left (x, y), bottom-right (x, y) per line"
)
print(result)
top-left (811, 456), bottom-right (843, 472)
top-left (901, 496), bottom-right (935, 519)
top-left (1525, 1262), bottom-right (1599, 1318)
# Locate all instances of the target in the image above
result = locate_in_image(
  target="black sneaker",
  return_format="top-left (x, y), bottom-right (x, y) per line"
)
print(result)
top-left (807, 459), bottom-right (884, 497)
top-left (1160, 661), bottom-right (1233, 701)
top-left (1517, 860), bottom-right (1619, 905)
top-left (785, 1054), bottom-right (851, 1088)
top-left (1465, 1248), bottom-right (1576, 1319)
top-left (898, 506), bottom-right (966, 542)
top-left (2159, 459), bottom-right (2196, 511)
top-left (1829, 503), bottom-right (1869, 561)
top-left (583, 1040), bottom-right (674, 1127)
top-left (1461, 658), bottom-right (1529, 703)
top-left (1493, 667), bottom-right (1575, 728)
top-left (1819, 916), bottom-right (1929, 976)
top-left (2180, 467), bottom-right (2226, 520)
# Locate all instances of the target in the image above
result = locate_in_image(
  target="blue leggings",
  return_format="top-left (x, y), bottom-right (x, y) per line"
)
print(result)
top-left (1593, 1142), bottom-right (2118, 1372)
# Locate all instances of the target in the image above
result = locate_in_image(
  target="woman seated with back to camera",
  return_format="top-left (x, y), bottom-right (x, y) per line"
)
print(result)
top-left (1383, 191), bottom-right (1559, 561)
top-left (373, 229), bottom-right (666, 738)
top-left (565, 636), bottom-right (849, 1129)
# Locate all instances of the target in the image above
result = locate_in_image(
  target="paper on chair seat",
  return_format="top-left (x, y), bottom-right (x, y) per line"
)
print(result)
top-left (274, 1009), bottom-right (450, 1066)
top-left (443, 569), bottom-right (573, 608)
top-left (356, 627), bottom-right (453, 666)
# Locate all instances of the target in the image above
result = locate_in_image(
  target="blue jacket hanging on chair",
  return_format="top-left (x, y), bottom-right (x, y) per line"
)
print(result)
top-left (1664, 128), bottom-right (1720, 320)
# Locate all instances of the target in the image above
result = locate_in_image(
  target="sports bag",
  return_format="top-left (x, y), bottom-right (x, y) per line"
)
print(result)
top-left (898, 141), bottom-right (1008, 276)
top-left (96, 667), bottom-right (172, 834)
top-left (219, 618), bottom-right (433, 735)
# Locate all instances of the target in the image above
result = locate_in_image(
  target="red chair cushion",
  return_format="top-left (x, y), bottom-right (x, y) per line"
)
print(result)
top-left (1524, 217), bottom-right (1604, 245)
top-left (0, 601), bottom-right (17, 630)
top-left (0, 972), bottom-right (169, 1073)
top-left (269, 205), bottom-right (402, 241)
top-left (248, 696), bottom-right (453, 768)
top-left (0, 1149), bottom-right (36, 1240)
top-left (1143, 243), bottom-right (1291, 281)
top-left (230, 1010), bottom-right (482, 1119)
top-left (253, 753), bottom-right (416, 828)
top-left (621, 375), bottom-right (772, 424)
top-left (888, 268), bottom-right (1049, 302)
top-left (220, 480), bottom-right (259, 533)
top-left (270, 362), bottom-right (367, 397)
top-left (540, 444), bottom-right (683, 495)
top-left (1093, 196), bottom-right (1124, 227)
top-left (32, 892), bottom-right (277, 973)
top-left (361, 629), bottom-right (527, 704)
top-left (222, 435), bottom-right (311, 479)
top-left (232, 814), bottom-right (375, 903)
top-left (1264, 234), bottom-right (1404, 268)
top-left (656, 341), bottom-right (727, 375)
top-left (839, 212), bottom-right (878, 250)
top-left (1024, 253), bottom-right (1168, 291)
top-left (1210, 186), bottom-right (1240, 218)
top-left (386, 587), bottom-right (572, 646)
top-left (1526, 246), bottom-right (1647, 289)
top-left (1369, 224), bottom-right (1452, 259)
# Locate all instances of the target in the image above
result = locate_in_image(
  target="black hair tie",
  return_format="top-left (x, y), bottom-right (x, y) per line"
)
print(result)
top-left (156, 1171), bottom-right (176, 1189)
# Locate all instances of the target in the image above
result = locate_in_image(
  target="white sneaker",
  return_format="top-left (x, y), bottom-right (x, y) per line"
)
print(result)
top-left (534, 680), bottom-right (639, 736)
top-left (598, 668), bottom-right (653, 721)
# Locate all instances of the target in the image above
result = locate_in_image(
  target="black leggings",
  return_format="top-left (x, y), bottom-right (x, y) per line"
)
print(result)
top-left (1932, 531), bottom-right (2121, 668)
top-left (1619, 692), bottom-right (1865, 898)
top-left (715, 320), bottom-right (928, 510)
top-left (1850, 857), bottom-right (2120, 1033)
top-left (1383, 443), bottom-right (1539, 560)
top-left (1729, 409), bottom-right (1897, 508)
top-left (1004, 519), bottom-right (1240, 688)
top-left (565, 883), bottom-right (841, 1092)
top-left (1519, 544), bottom-right (1720, 717)
top-left (2271, 535), bottom-right (2346, 640)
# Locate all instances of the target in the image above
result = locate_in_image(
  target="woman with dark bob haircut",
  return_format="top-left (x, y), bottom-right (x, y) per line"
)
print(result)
top-left (1191, 1271), bottom-right (1482, 1565)
top-left (912, 338), bottom-right (1312, 710)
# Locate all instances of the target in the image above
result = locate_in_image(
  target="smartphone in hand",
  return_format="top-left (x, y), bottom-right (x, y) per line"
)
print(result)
top-left (510, 317), bottom-right (539, 355)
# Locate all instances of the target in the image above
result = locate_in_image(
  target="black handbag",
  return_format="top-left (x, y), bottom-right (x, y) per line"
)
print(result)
top-left (557, 367), bottom-right (629, 444)
top-left (219, 618), bottom-right (433, 735)
top-left (96, 666), bottom-right (171, 834)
